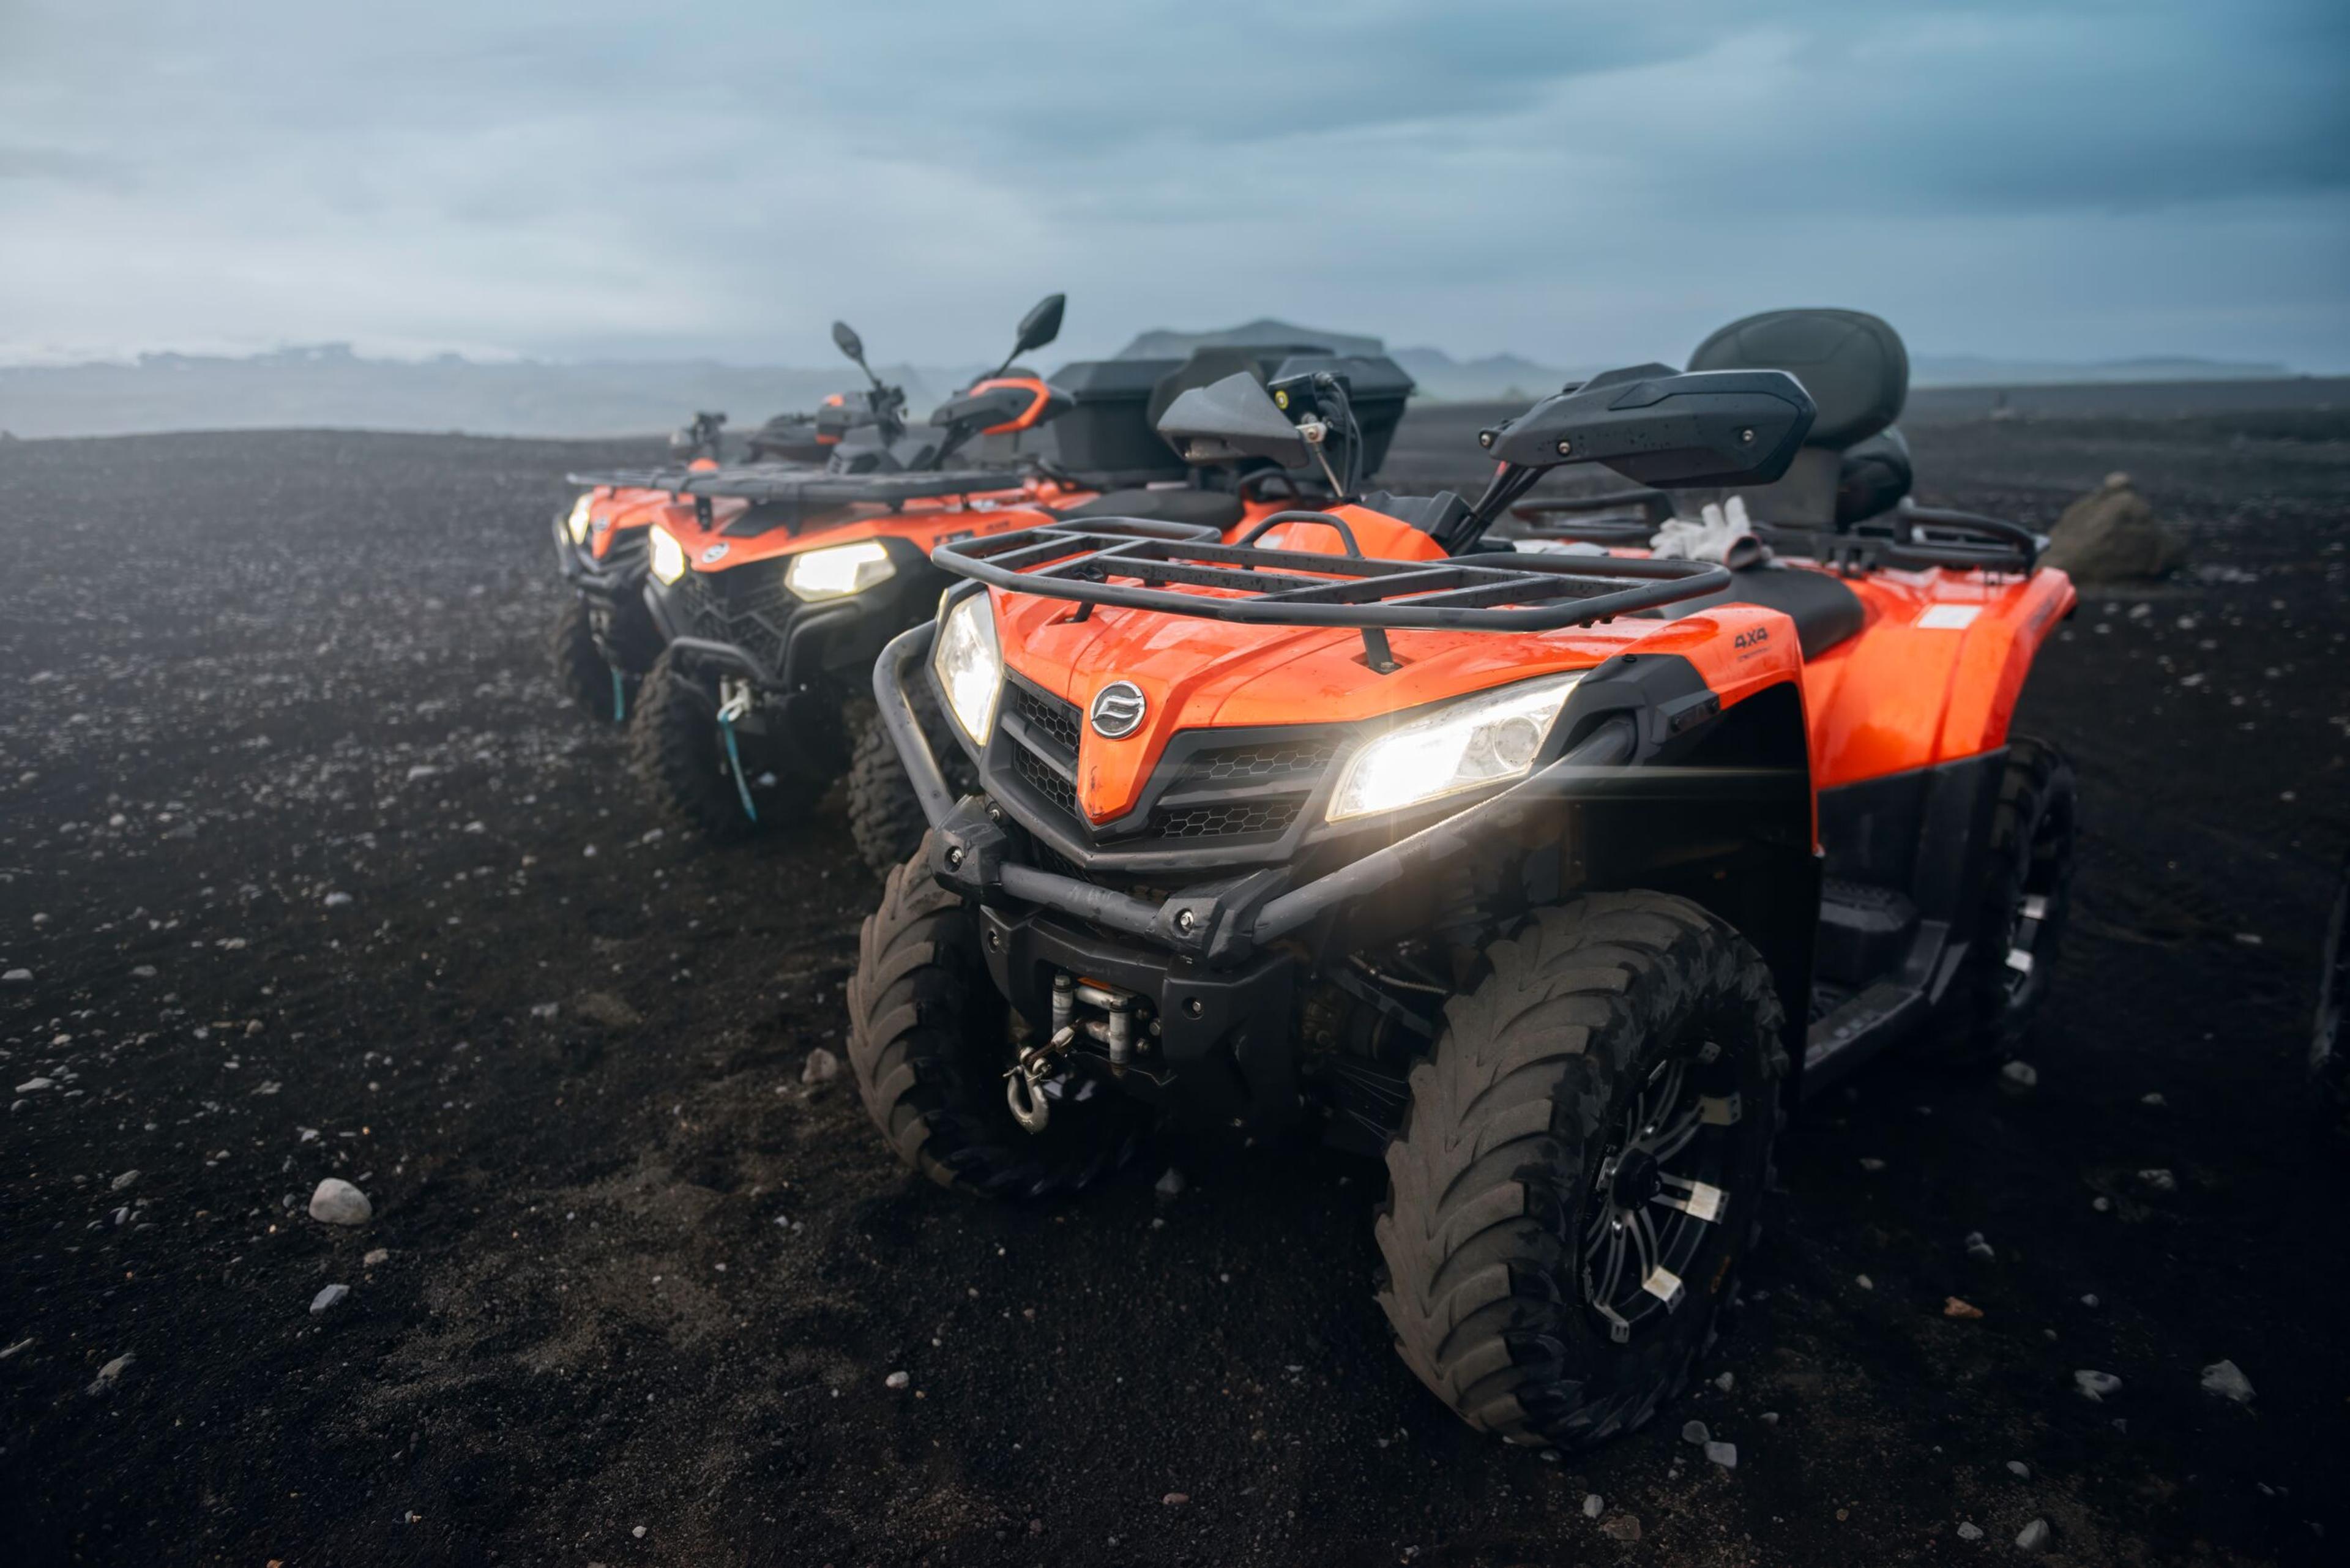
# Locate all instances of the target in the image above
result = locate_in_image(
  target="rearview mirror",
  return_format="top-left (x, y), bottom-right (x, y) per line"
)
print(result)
top-left (1155, 372), bottom-right (1309, 466)
top-left (1483, 365), bottom-right (1816, 487)
top-left (830, 320), bottom-right (867, 365)
top-left (1013, 293), bottom-right (1065, 356)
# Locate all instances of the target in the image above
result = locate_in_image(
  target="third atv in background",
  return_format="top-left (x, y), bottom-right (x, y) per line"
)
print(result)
top-left (847, 308), bottom-right (2078, 1449)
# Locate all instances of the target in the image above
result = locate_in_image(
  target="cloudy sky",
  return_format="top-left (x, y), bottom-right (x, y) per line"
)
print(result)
top-left (2, 0), bottom-right (2344, 370)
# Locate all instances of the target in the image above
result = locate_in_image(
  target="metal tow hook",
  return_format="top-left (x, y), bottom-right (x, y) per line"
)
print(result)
top-left (1005, 1027), bottom-right (1074, 1133)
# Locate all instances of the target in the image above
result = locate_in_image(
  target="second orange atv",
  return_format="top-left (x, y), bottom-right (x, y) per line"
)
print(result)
top-left (849, 314), bottom-right (2077, 1450)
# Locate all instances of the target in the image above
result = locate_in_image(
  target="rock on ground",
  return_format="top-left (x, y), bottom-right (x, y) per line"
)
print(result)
top-left (307, 1178), bottom-right (372, 1226)
top-left (800, 1046), bottom-right (840, 1085)
top-left (86, 1353), bottom-right (133, 1396)
top-left (2016, 1517), bottom-right (2053, 1553)
top-left (310, 1283), bottom-right (350, 1315)
top-left (2199, 1359), bottom-right (2255, 1403)
top-left (2075, 1370), bottom-right (2122, 1401)
top-left (2041, 472), bottom-right (2187, 581)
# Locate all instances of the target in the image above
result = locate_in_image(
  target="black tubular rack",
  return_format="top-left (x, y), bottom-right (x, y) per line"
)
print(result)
top-left (566, 465), bottom-right (1023, 507)
top-left (931, 510), bottom-right (1733, 672)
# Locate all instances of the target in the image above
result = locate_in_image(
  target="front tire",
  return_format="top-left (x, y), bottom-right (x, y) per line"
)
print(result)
top-left (1922, 736), bottom-right (2077, 1064)
top-left (551, 598), bottom-right (625, 723)
top-left (846, 691), bottom-right (980, 878)
top-left (627, 648), bottom-right (829, 842)
top-left (846, 843), bottom-right (1145, 1197)
top-left (1376, 894), bottom-right (1786, 1449)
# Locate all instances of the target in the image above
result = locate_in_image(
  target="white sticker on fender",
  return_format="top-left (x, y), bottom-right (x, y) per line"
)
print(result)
top-left (1918, 604), bottom-right (1982, 630)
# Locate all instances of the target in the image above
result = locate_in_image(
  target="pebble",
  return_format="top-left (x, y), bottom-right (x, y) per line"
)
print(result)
top-left (529, 1002), bottom-right (559, 1020)
top-left (307, 1178), bottom-right (373, 1226)
top-left (363, 1248), bottom-right (390, 1267)
top-left (2141, 1092), bottom-right (2166, 1107)
top-left (2, 968), bottom-right (31, 985)
top-left (110, 1170), bottom-right (139, 1191)
top-left (1964, 1231), bottom-right (1996, 1262)
top-left (884, 1370), bottom-right (911, 1389)
top-left (1704, 1441), bottom-right (1738, 1469)
top-left (1944, 1296), bottom-right (1984, 1320)
top-left (2199, 1359), bottom-right (2255, 1403)
top-left (2136, 1168), bottom-right (2177, 1193)
top-left (322, 892), bottom-right (352, 908)
top-left (1858, 1157), bottom-right (1886, 1171)
top-left (2016, 1518), bottom-right (2051, 1553)
top-left (800, 1047), bottom-right (841, 1085)
top-left (1162, 1493), bottom-right (1189, 1506)
top-left (2075, 1369), bottom-right (2122, 1401)
top-left (2081, 1294), bottom-right (2100, 1308)
top-left (131, 965), bottom-right (157, 978)
top-left (1760, 1411), bottom-right (1779, 1425)
top-left (2007, 1460), bottom-right (2031, 1479)
top-left (2092, 1196), bottom-right (2111, 1213)
top-left (1682, 1419), bottom-right (1710, 1444)
top-left (1155, 1167), bottom-right (1187, 1199)
top-left (1582, 1493), bottom-right (1604, 1519)
top-left (632, 1526), bottom-right (646, 1539)
top-left (17, 1078), bottom-right (54, 1093)
top-left (1956, 1520), bottom-right (1984, 1541)
top-left (87, 1353), bottom-right (133, 1395)
top-left (1713, 1371), bottom-right (1734, 1392)
top-left (1599, 1515), bottom-right (1642, 1543)
top-left (310, 1283), bottom-right (350, 1315)
top-left (1856, 1274), bottom-right (1874, 1291)
top-left (1998, 1060), bottom-right (2038, 1095)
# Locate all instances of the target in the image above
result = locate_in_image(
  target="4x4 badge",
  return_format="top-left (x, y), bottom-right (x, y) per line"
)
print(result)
top-left (1089, 680), bottom-right (1147, 739)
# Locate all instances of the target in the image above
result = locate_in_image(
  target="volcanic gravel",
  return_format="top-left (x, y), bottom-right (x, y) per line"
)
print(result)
top-left (2, 408), bottom-right (2346, 1566)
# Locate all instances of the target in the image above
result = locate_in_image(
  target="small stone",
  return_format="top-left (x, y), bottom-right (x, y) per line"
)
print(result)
top-left (2080, 1294), bottom-right (2100, 1309)
top-left (2007, 1460), bottom-right (2031, 1479)
top-left (574, 990), bottom-right (643, 1028)
top-left (322, 892), bottom-right (352, 908)
top-left (1856, 1274), bottom-right (1874, 1291)
top-left (1682, 1419), bottom-right (1710, 1444)
top-left (15, 1078), bottom-right (54, 1093)
top-left (1713, 1370), bottom-right (1734, 1392)
top-left (1858, 1157), bottom-right (1886, 1172)
top-left (1998, 1060), bottom-right (2038, 1095)
top-left (800, 1047), bottom-right (840, 1085)
top-left (1760, 1411), bottom-right (1779, 1425)
top-left (1161, 1493), bottom-right (1188, 1506)
top-left (2092, 1195), bottom-right (2111, 1212)
top-left (2141, 1092), bottom-right (2166, 1107)
top-left (1599, 1515), bottom-right (1642, 1543)
top-left (2, 968), bottom-right (31, 985)
top-left (2015, 1518), bottom-right (2051, 1553)
top-left (1704, 1440), bottom-right (1738, 1469)
top-left (1944, 1296), bottom-right (1984, 1320)
top-left (110, 1170), bottom-right (139, 1190)
top-left (884, 1370), bottom-right (911, 1390)
top-left (1956, 1520), bottom-right (1983, 1541)
top-left (1582, 1493), bottom-right (1604, 1519)
top-left (310, 1283), bottom-right (349, 1315)
top-left (1155, 1167), bottom-right (1187, 1200)
top-left (363, 1248), bottom-right (389, 1267)
top-left (2136, 1168), bottom-right (2177, 1193)
top-left (131, 965), bottom-right (157, 978)
top-left (529, 1002), bottom-right (559, 1020)
top-left (1965, 1231), bottom-right (1996, 1262)
top-left (2199, 1359), bottom-right (2255, 1403)
top-left (87, 1353), bottom-right (133, 1395)
top-left (632, 1526), bottom-right (646, 1539)
top-left (2074, 1369), bottom-right (2122, 1401)
top-left (307, 1178), bottom-right (372, 1226)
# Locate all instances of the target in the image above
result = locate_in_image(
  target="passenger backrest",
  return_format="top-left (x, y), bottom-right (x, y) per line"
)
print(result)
top-left (1688, 308), bottom-right (1909, 526)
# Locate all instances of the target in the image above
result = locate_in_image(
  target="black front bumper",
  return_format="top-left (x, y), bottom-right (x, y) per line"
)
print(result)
top-left (643, 539), bottom-right (945, 693)
top-left (553, 516), bottom-right (661, 674)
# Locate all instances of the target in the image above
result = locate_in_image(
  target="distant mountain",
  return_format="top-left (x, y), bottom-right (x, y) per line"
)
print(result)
top-left (1114, 318), bottom-right (1387, 360)
top-left (1392, 347), bottom-right (1585, 401)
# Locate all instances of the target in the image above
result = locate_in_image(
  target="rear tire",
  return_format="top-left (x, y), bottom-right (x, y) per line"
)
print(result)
top-left (1375, 893), bottom-right (1785, 1449)
top-left (1922, 736), bottom-right (2076, 1064)
top-left (847, 691), bottom-right (979, 878)
top-left (846, 842), bottom-right (1145, 1198)
top-left (551, 598), bottom-right (625, 723)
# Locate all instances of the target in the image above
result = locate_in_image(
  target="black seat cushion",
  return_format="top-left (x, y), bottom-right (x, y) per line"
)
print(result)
top-left (1051, 487), bottom-right (1245, 531)
top-left (1675, 564), bottom-right (1865, 659)
top-left (1690, 309), bottom-right (1908, 450)
top-left (1835, 427), bottom-right (1912, 525)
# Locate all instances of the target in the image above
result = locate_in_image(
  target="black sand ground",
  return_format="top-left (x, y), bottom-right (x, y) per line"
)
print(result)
top-left (2, 402), bottom-right (2345, 1566)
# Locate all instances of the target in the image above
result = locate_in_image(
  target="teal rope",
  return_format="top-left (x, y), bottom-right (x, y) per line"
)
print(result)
top-left (717, 712), bottom-right (758, 822)
top-left (610, 668), bottom-right (627, 723)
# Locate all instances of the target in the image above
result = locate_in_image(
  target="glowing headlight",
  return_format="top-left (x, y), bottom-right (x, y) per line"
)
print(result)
top-left (1326, 673), bottom-right (1584, 822)
top-left (565, 493), bottom-right (595, 543)
top-left (647, 523), bottom-right (688, 586)
top-left (931, 592), bottom-right (1003, 744)
top-left (784, 539), bottom-right (897, 602)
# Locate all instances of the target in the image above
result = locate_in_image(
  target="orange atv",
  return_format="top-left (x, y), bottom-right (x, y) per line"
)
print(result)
top-left (602, 308), bottom-right (1416, 870)
top-left (848, 313), bottom-right (2077, 1450)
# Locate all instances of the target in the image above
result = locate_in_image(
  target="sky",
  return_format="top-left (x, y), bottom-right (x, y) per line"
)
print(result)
top-left (2, 0), bottom-right (2345, 370)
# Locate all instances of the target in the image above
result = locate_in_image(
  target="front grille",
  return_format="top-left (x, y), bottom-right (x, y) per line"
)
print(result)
top-left (993, 678), bottom-right (1337, 852)
top-left (674, 562), bottom-right (796, 675)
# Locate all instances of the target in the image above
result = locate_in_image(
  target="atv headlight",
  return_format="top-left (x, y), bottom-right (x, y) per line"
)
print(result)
top-left (647, 523), bottom-right (688, 585)
top-left (785, 539), bottom-right (896, 602)
top-left (565, 493), bottom-right (595, 543)
top-left (932, 592), bottom-right (1002, 744)
top-left (1326, 673), bottom-right (1584, 823)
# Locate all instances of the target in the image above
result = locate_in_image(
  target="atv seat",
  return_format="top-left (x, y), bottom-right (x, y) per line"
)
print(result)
top-left (1688, 309), bottom-right (1912, 529)
top-left (1051, 487), bottom-right (1245, 531)
top-left (1674, 563), bottom-right (1865, 659)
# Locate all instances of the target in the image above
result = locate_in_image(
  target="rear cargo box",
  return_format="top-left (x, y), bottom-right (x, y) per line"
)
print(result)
top-left (1031, 358), bottom-right (1189, 483)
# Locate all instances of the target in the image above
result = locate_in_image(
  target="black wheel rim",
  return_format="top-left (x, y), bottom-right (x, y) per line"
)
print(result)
top-left (2000, 785), bottom-right (2073, 1010)
top-left (1580, 1044), bottom-right (1740, 1344)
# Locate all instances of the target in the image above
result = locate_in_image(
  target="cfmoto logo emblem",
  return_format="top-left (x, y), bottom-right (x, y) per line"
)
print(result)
top-left (1089, 680), bottom-right (1147, 740)
top-left (699, 543), bottom-right (729, 564)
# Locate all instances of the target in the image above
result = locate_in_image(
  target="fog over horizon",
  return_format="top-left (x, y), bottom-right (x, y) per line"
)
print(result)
top-left (4, 1), bottom-right (2346, 373)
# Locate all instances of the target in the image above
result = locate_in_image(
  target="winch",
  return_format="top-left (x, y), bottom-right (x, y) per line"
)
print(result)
top-left (1004, 971), bottom-right (1154, 1132)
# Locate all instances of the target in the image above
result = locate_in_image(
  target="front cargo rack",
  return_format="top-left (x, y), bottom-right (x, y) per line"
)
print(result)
top-left (567, 463), bottom-right (1038, 534)
top-left (932, 509), bottom-right (1733, 672)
